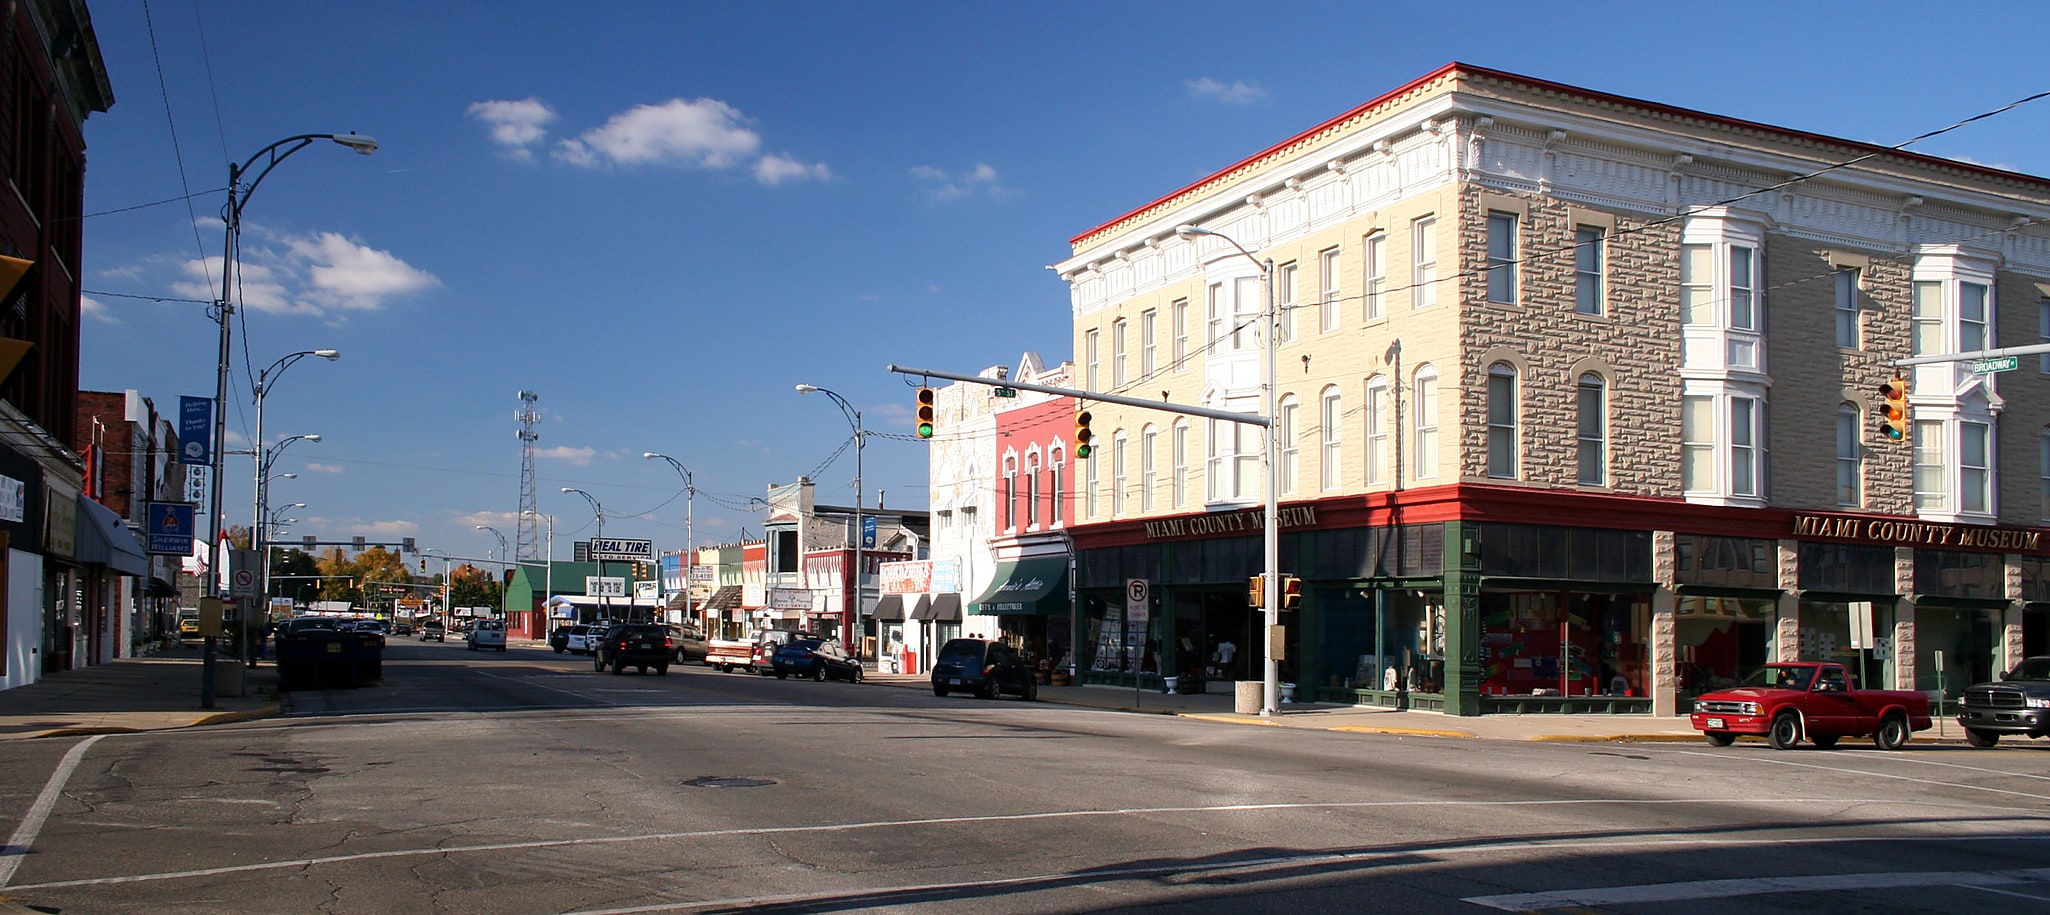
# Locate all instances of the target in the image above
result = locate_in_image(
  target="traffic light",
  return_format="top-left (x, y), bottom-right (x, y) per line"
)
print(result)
top-left (916, 387), bottom-right (936, 439)
top-left (419, 558), bottom-right (427, 573)
top-left (1247, 575), bottom-right (1265, 608)
top-left (1074, 409), bottom-right (1093, 459)
top-left (1281, 576), bottom-right (1303, 611)
top-left (1877, 375), bottom-right (1909, 441)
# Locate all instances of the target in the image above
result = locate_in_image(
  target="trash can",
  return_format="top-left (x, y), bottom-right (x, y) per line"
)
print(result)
top-left (1235, 680), bottom-right (1262, 715)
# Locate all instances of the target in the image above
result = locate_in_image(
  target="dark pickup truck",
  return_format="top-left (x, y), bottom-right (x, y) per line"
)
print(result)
top-left (1958, 656), bottom-right (2050, 748)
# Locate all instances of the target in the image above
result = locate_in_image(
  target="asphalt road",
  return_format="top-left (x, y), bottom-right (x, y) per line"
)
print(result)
top-left (3, 638), bottom-right (2048, 914)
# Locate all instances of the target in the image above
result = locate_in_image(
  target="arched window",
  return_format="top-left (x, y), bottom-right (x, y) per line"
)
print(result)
top-left (1172, 420), bottom-right (1190, 508)
top-left (1277, 396), bottom-right (1299, 495)
top-left (1836, 403), bottom-right (1861, 507)
top-left (1413, 365), bottom-right (1439, 479)
top-left (1111, 430), bottom-right (1128, 517)
top-left (1002, 453), bottom-right (1019, 531)
top-left (1486, 363), bottom-right (1517, 479)
top-left (1363, 375), bottom-right (1389, 485)
top-left (1050, 448), bottom-right (1066, 527)
top-left (1025, 450), bottom-right (1042, 528)
top-left (1140, 424), bottom-right (1158, 511)
top-left (1577, 373), bottom-right (1606, 487)
top-left (1205, 419), bottom-right (1221, 502)
top-left (1319, 386), bottom-right (1341, 491)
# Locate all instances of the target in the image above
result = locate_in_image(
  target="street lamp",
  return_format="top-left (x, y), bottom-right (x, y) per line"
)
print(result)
top-left (1175, 224), bottom-right (1280, 717)
top-left (247, 432), bottom-right (318, 665)
top-left (422, 548), bottom-right (452, 632)
top-left (643, 452), bottom-right (696, 616)
top-left (561, 488), bottom-right (608, 623)
top-left (522, 510), bottom-right (555, 635)
top-left (795, 384), bottom-right (866, 661)
top-left (251, 348), bottom-right (338, 600)
top-left (204, 131), bottom-right (376, 709)
top-left (476, 524), bottom-right (508, 623)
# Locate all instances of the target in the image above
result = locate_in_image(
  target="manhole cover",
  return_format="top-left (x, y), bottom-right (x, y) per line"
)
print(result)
top-left (683, 776), bottom-right (776, 788)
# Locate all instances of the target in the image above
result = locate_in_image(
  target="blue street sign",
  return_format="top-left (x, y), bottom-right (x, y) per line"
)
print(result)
top-left (146, 501), bottom-right (197, 555)
top-left (178, 396), bottom-right (212, 465)
top-left (862, 514), bottom-right (877, 549)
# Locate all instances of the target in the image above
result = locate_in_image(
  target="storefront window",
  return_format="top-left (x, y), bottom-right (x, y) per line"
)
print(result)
top-left (1481, 591), bottom-right (1649, 697)
top-left (1675, 596), bottom-right (1773, 698)
top-left (1082, 593), bottom-right (1160, 676)
top-left (1915, 604), bottom-right (2000, 698)
top-left (1797, 600), bottom-right (1894, 689)
top-left (1375, 590), bottom-right (1444, 694)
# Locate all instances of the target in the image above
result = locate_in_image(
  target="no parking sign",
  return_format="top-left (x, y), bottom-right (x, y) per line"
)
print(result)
top-left (1126, 578), bottom-right (1149, 624)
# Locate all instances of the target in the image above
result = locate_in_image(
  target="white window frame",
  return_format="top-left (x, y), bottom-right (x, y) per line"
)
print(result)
top-left (1363, 232), bottom-right (1386, 322)
top-left (1412, 217), bottom-right (1437, 309)
top-left (1050, 452), bottom-right (1065, 527)
top-left (1111, 319), bottom-right (1127, 388)
top-left (1412, 366), bottom-right (1438, 479)
top-left (1961, 420), bottom-right (1991, 515)
top-left (1834, 269), bottom-right (1861, 349)
top-left (1172, 420), bottom-right (1189, 508)
top-left (1577, 373), bottom-right (1605, 486)
top-left (1913, 420), bottom-right (1946, 512)
top-left (1084, 329), bottom-right (1100, 392)
top-left (1729, 395), bottom-right (1762, 498)
top-left (1364, 376), bottom-right (1389, 485)
top-left (1486, 363), bottom-right (1517, 478)
top-left (1275, 263), bottom-right (1296, 344)
top-left (1278, 396), bottom-right (1299, 496)
top-left (1574, 226), bottom-right (1605, 316)
top-left (1140, 425), bottom-right (1157, 512)
top-left (1110, 431), bottom-right (1127, 518)
top-left (1233, 422), bottom-right (1258, 501)
top-left (1485, 212), bottom-right (1517, 305)
top-left (1025, 451), bottom-right (1041, 529)
top-left (1172, 298), bottom-right (1189, 371)
top-left (1233, 276), bottom-right (1260, 353)
top-left (1319, 386), bottom-right (1340, 492)
top-left (1682, 394), bottom-right (1714, 494)
top-left (1320, 247), bottom-right (1341, 333)
top-left (1206, 282), bottom-right (1224, 352)
top-left (1140, 308), bottom-right (1157, 379)
top-left (1205, 419), bottom-right (1221, 502)
top-left (1836, 403), bottom-right (1862, 508)
top-left (1084, 450), bottom-right (1098, 519)
top-left (1003, 454), bottom-right (1019, 532)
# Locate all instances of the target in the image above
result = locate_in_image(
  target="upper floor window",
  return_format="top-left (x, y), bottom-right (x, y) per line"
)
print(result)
top-left (1913, 420), bottom-right (1945, 511)
top-left (1206, 282), bottom-right (1224, 351)
top-left (1680, 218), bottom-right (1765, 372)
top-left (1574, 226), bottom-right (1605, 316)
top-left (1486, 212), bottom-right (1517, 305)
top-left (1084, 330), bottom-right (1100, 392)
top-left (1729, 246), bottom-right (1756, 332)
top-left (1025, 453), bottom-right (1041, 528)
top-left (1486, 363), bottom-right (1517, 478)
top-left (1140, 309), bottom-right (1157, 378)
top-left (1961, 420), bottom-right (1991, 514)
top-left (1364, 376), bottom-right (1389, 486)
top-left (1412, 217), bottom-right (1438, 309)
top-left (1085, 450), bottom-right (1099, 519)
top-left (1319, 247), bottom-right (1341, 333)
top-left (1960, 282), bottom-right (1989, 353)
top-left (1140, 425), bottom-right (1157, 512)
top-left (1205, 419), bottom-right (1222, 502)
top-left (1681, 244), bottom-right (1714, 327)
top-left (1413, 365), bottom-right (1438, 478)
top-left (1050, 455), bottom-right (1065, 526)
top-left (1682, 395), bottom-right (1714, 493)
top-left (1003, 455), bottom-right (1020, 531)
top-left (1363, 233), bottom-right (1386, 322)
top-left (1730, 396), bottom-right (1763, 498)
top-left (1577, 373), bottom-right (1606, 486)
top-left (1834, 269), bottom-right (1861, 349)
top-left (1319, 386), bottom-right (1341, 491)
top-left (1172, 420), bottom-right (1189, 508)
top-left (1172, 299), bottom-right (1189, 371)
top-left (1278, 396), bottom-right (1299, 496)
top-left (1233, 276), bottom-right (1260, 352)
top-left (1275, 263), bottom-right (1297, 344)
top-left (1111, 319), bottom-right (1128, 388)
top-left (1836, 403), bottom-right (1862, 508)
top-left (1912, 281), bottom-right (1943, 355)
top-left (1110, 431), bottom-right (1128, 517)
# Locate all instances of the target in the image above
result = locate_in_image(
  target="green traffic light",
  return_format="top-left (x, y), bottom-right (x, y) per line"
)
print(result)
top-left (917, 421), bottom-right (934, 438)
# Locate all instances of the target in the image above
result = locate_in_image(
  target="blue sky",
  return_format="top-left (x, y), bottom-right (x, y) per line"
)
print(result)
top-left (78, 0), bottom-right (2050, 564)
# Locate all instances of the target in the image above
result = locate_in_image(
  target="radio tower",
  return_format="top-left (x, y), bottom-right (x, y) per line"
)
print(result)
top-left (515, 391), bottom-right (542, 562)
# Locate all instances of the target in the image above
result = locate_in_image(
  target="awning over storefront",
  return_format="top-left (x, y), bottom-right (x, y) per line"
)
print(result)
top-left (75, 495), bottom-right (148, 576)
top-left (146, 577), bottom-right (179, 598)
top-left (701, 585), bottom-right (742, 616)
top-left (970, 557), bottom-right (1070, 616)
top-left (874, 594), bottom-right (906, 621)
top-left (930, 593), bottom-right (962, 621)
top-left (906, 595), bottom-right (931, 620)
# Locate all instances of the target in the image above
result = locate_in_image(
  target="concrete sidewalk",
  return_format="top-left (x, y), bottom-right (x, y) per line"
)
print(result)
top-left (0, 642), bottom-right (279, 740)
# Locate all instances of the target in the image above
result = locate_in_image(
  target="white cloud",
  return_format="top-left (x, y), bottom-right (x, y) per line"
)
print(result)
top-left (455, 510), bottom-right (520, 529)
top-left (754, 153), bottom-right (831, 186)
top-left (172, 231), bottom-right (439, 318)
top-left (80, 294), bottom-right (118, 324)
top-left (359, 520), bottom-right (419, 536)
top-left (301, 463), bottom-right (346, 474)
top-left (911, 162), bottom-right (1011, 202)
top-left (537, 445), bottom-right (596, 465)
top-left (554, 98), bottom-right (761, 168)
top-left (1186, 77), bottom-right (1267, 105)
top-left (468, 97), bottom-right (558, 160)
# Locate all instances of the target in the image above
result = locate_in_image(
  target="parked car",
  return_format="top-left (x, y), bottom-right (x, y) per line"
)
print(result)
top-left (593, 623), bottom-right (671, 675)
top-left (1958, 655), bottom-right (2050, 747)
top-left (467, 619), bottom-right (508, 652)
top-left (177, 615), bottom-right (201, 640)
top-left (392, 620), bottom-right (416, 637)
top-left (549, 626), bottom-right (573, 653)
top-left (932, 638), bottom-right (1038, 701)
top-left (560, 624), bottom-right (605, 655)
top-left (420, 620), bottom-right (446, 642)
top-left (1689, 662), bottom-right (1932, 750)
top-left (274, 616), bottom-right (346, 640)
top-left (772, 637), bottom-right (863, 682)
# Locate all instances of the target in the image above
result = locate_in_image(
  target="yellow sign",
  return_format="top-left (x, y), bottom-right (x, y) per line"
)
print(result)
top-left (199, 597), bottom-right (225, 637)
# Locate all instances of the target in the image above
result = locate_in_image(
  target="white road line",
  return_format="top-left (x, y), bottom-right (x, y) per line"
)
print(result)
top-left (1461, 867), bottom-right (2050, 910)
top-left (1653, 747), bottom-right (2050, 802)
top-left (4, 796), bottom-right (2035, 893)
top-left (0, 733), bottom-right (106, 887)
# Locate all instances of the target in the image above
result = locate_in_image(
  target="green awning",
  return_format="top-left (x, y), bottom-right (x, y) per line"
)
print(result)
top-left (970, 557), bottom-right (1071, 616)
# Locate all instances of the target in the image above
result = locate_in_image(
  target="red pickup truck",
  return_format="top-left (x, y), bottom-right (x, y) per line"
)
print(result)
top-left (1689, 662), bottom-right (1932, 751)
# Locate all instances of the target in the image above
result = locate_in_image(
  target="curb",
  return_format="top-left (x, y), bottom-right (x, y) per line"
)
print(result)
top-left (193, 705), bottom-right (282, 727)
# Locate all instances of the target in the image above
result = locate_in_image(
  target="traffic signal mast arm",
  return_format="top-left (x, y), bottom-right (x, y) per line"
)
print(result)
top-left (1891, 341), bottom-right (2050, 367)
top-left (886, 363), bottom-right (1272, 427)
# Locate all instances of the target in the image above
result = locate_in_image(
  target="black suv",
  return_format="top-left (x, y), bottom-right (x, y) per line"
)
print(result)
top-left (593, 623), bottom-right (672, 675)
top-left (932, 637), bottom-right (1037, 701)
top-left (1958, 655), bottom-right (2050, 747)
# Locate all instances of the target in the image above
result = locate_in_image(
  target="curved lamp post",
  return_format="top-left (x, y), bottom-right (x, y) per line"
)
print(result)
top-left (560, 488), bottom-right (608, 623)
top-left (794, 384), bottom-right (865, 661)
top-left (522, 510), bottom-right (555, 632)
top-left (203, 132), bottom-right (376, 709)
top-left (1175, 224), bottom-right (1279, 716)
top-left (476, 524), bottom-right (508, 623)
top-left (643, 452), bottom-right (696, 616)
top-left (252, 348), bottom-right (335, 625)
